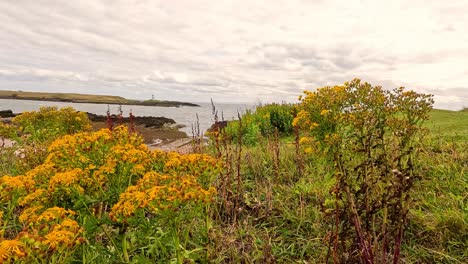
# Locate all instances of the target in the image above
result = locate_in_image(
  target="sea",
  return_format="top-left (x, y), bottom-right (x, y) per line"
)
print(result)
top-left (0, 99), bottom-right (255, 135)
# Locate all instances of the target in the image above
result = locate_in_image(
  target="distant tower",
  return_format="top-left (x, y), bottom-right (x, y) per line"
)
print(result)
top-left (152, 94), bottom-right (155, 100)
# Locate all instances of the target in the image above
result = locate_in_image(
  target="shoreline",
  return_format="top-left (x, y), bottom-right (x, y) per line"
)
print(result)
top-left (1, 121), bottom-right (193, 153)
top-left (1, 112), bottom-right (194, 152)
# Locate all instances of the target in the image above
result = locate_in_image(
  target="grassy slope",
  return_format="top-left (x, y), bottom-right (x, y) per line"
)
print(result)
top-left (0, 90), bottom-right (128, 103)
top-left (426, 109), bottom-right (468, 136)
top-left (405, 109), bottom-right (468, 263)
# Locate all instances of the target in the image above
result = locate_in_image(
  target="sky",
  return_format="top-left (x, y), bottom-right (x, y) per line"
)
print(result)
top-left (0, 0), bottom-right (467, 109)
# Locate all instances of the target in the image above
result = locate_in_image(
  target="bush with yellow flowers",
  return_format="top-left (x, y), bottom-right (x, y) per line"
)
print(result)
top-left (1, 124), bottom-right (221, 263)
top-left (294, 79), bottom-right (434, 263)
top-left (0, 107), bottom-right (92, 176)
top-left (12, 106), bottom-right (91, 144)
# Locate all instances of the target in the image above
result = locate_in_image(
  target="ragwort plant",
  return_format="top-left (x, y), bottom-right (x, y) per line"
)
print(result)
top-left (1, 124), bottom-right (221, 263)
top-left (11, 106), bottom-right (91, 144)
top-left (294, 79), bottom-right (434, 263)
top-left (0, 106), bottom-right (92, 175)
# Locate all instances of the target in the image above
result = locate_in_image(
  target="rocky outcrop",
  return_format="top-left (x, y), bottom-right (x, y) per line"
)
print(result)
top-left (86, 113), bottom-right (176, 129)
top-left (0, 110), bottom-right (177, 129)
top-left (0, 110), bottom-right (17, 118)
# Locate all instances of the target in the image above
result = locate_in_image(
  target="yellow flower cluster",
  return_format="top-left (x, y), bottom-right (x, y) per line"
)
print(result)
top-left (43, 126), bottom-right (151, 197)
top-left (163, 151), bottom-right (221, 176)
top-left (110, 171), bottom-right (216, 222)
top-left (49, 168), bottom-right (85, 194)
top-left (0, 175), bottom-right (35, 202)
top-left (11, 106), bottom-right (91, 147)
top-left (1, 123), bottom-right (221, 261)
top-left (0, 206), bottom-right (84, 263)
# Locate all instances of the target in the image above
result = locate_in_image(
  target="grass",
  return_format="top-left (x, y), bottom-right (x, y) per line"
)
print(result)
top-left (0, 105), bottom-right (466, 263)
top-left (425, 109), bottom-right (468, 136)
top-left (404, 109), bottom-right (468, 263)
top-left (0, 90), bottom-right (128, 103)
top-left (201, 107), bottom-right (467, 263)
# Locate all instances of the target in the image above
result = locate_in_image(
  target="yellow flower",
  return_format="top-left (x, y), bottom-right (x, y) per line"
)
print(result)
top-left (0, 240), bottom-right (25, 258)
top-left (37, 207), bottom-right (75, 222)
top-left (43, 230), bottom-right (76, 250)
top-left (0, 175), bottom-right (35, 190)
top-left (20, 189), bottom-right (48, 206)
top-left (19, 205), bottom-right (44, 223)
top-left (304, 147), bottom-right (313, 154)
top-left (130, 164), bottom-right (146, 175)
top-left (320, 109), bottom-right (330, 116)
top-left (48, 168), bottom-right (83, 191)
top-left (0, 246), bottom-right (8, 260)
top-left (299, 137), bottom-right (312, 145)
top-left (309, 122), bottom-right (319, 130)
top-left (55, 218), bottom-right (80, 231)
top-left (110, 170), bottom-right (216, 222)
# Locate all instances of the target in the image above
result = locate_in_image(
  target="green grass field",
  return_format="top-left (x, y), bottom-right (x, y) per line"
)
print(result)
top-left (426, 109), bottom-right (468, 136)
top-left (0, 105), bottom-right (466, 263)
top-left (407, 109), bottom-right (467, 263)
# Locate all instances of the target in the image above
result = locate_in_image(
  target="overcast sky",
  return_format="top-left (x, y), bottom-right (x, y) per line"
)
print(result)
top-left (0, 0), bottom-right (467, 109)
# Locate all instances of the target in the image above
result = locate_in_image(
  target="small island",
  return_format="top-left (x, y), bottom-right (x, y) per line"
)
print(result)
top-left (0, 90), bottom-right (200, 107)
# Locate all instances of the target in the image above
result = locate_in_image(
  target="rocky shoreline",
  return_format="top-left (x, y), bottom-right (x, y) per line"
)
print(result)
top-left (1, 110), bottom-right (180, 129)
top-left (0, 110), bottom-right (15, 118)
top-left (86, 112), bottom-right (179, 129)
top-left (1, 109), bottom-right (193, 152)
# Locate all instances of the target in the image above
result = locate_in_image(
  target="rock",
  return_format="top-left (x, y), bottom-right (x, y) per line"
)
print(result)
top-left (207, 120), bottom-right (229, 132)
top-left (0, 110), bottom-right (17, 118)
top-left (1, 138), bottom-right (15, 148)
top-left (86, 113), bottom-right (176, 129)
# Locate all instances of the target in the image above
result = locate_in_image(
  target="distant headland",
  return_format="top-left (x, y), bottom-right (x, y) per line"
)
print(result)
top-left (0, 90), bottom-right (200, 107)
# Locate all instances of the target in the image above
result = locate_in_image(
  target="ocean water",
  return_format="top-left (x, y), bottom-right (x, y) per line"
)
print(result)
top-left (0, 99), bottom-right (255, 135)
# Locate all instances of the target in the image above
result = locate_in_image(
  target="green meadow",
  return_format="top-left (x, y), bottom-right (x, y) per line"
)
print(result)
top-left (0, 81), bottom-right (466, 263)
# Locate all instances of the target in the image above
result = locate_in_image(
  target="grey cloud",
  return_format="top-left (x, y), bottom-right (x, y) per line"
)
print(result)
top-left (425, 87), bottom-right (468, 99)
top-left (0, 1), bottom-right (467, 106)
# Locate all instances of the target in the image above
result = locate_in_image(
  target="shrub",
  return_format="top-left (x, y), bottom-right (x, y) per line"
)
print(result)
top-left (1, 107), bottom-right (92, 175)
top-left (255, 103), bottom-right (295, 136)
top-left (220, 103), bottom-right (295, 146)
top-left (12, 106), bottom-right (91, 144)
top-left (294, 79), bottom-right (434, 263)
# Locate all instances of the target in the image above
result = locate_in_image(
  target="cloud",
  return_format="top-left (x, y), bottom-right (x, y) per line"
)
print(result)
top-left (0, 0), bottom-right (467, 108)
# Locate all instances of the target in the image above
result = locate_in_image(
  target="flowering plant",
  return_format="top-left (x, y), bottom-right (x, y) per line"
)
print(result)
top-left (294, 79), bottom-right (434, 263)
top-left (1, 124), bottom-right (221, 262)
